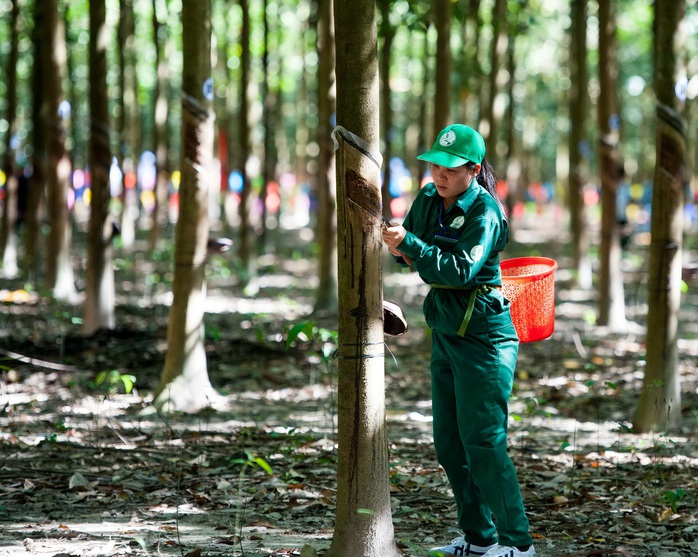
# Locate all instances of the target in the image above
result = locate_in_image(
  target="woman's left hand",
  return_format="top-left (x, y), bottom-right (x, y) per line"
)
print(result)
top-left (381, 224), bottom-right (407, 249)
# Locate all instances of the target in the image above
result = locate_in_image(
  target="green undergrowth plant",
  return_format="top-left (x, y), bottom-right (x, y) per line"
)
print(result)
top-left (286, 320), bottom-right (339, 438)
top-left (659, 488), bottom-right (687, 513)
top-left (89, 369), bottom-right (137, 396)
top-left (285, 319), bottom-right (338, 386)
top-left (229, 450), bottom-right (274, 555)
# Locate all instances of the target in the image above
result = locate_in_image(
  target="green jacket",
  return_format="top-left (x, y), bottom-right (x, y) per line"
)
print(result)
top-left (395, 181), bottom-right (514, 336)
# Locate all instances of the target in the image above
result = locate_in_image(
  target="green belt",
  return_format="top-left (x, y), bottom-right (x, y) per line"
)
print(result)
top-left (431, 284), bottom-right (501, 336)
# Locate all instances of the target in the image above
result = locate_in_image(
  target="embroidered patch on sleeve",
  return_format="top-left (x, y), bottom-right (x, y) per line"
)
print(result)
top-left (470, 245), bottom-right (484, 262)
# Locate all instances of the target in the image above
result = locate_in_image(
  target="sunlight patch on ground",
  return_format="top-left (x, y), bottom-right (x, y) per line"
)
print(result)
top-left (206, 295), bottom-right (313, 317)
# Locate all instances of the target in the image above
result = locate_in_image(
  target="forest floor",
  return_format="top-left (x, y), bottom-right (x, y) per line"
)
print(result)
top-left (1, 216), bottom-right (698, 557)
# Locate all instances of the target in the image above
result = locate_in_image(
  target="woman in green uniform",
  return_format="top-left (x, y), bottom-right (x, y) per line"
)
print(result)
top-left (382, 124), bottom-right (535, 557)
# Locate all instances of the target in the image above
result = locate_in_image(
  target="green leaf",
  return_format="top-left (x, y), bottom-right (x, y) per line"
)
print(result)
top-left (286, 321), bottom-right (315, 349)
top-left (120, 374), bottom-right (136, 394)
top-left (253, 457), bottom-right (273, 475)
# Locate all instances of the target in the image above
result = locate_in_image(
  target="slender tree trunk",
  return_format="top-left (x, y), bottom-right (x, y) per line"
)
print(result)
top-left (325, 0), bottom-right (400, 554)
top-left (237, 0), bottom-right (257, 290)
top-left (118, 0), bottom-right (139, 249)
top-left (295, 15), bottom-right (310, 199)
top-left (415, 25), bottom-right (431, 188)
top-left (154, 0), bottom-right (219, 413)
top-left (568, 0), bottom-right (591, 289)
top-left (25, 0), bottom-right (46, 283)
top-left (260, 0), bottom-right (270, 250)
top-left (596, 0), bottom-right (626, 330)
top-left (44, 0), bottom-right (74, 299)
top-left (504, 15), bottom-right (522, 223)
top-left (83, 0), bottom-right (115, 335)
top-left (483, 0), bottom-right (507, 165)
top-left (1, 0), bottom-right (20, 278)
top-left (433, 0), bottom-right (451, 136)
top-left (378, 0), bottom-right (394, 219)
top-left (633, 0), bottom-right (686, 433)
top-left (314, 0), bottom-right (337, 314)
top-left (62, 3), bottom-right (78, 169)
top-left (458, 0), bottom-right (482, 124)
top-left (150, 0), bottom-right (171, 250)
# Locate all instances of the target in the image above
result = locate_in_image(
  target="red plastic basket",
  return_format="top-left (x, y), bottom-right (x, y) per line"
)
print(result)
top-left (500, 256), bottom-right (558, 343)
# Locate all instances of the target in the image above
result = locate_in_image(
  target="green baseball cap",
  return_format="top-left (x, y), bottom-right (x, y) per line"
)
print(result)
top-left (417, 124), bottom-right (486, 168)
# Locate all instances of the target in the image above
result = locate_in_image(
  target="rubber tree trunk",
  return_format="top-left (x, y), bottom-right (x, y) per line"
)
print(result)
top-left (117, 0), bottom-right (139, 249)
top-left (83, 0), bottom-right (115, 334)
top-left (314, 0), bottom-right (338, 314)
top-left (237, 0), bottom-right (255, 287)
top-left (154, 0), bottom-right (219, 413)
top-left (596, 0), bottom-right (626, 331)
top-left (43, 0), bottom-right (75, 300)
top-left (149, 0), bottom-right (171, 250)
top-left (24, 0), bottom-right (46, 283)
top-left (0, 0), bottom-right (20, 279)
top-left (325, 0), bottom-right (401, 554)
top-left (433, 0), bottom-right (451, 136)
top-left (633, 0), bottom-right (686, 433)
top-left (568, 0), bottom-right (592, 289)
top-left (378, 0), bottom-right (394, 220)
top-left (483, 0), bottom-right (507, 166)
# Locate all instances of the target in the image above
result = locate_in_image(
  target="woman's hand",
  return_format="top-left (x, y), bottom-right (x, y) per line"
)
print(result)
top-left (381, 223), bottom-right (407, 250)
top-left (382, 223), bottom-right (413, 267)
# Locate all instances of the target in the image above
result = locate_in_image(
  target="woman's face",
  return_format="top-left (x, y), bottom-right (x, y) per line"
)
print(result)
top-left (430, 163), bottom-right (480, 207)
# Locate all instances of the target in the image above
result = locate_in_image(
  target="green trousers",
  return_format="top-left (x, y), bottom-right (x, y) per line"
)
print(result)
top-left (430, 324), bottom-right (533, 548)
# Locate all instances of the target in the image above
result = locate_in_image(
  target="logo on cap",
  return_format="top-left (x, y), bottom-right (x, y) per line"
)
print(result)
top-left (439, 130), bottom-right (457, 147)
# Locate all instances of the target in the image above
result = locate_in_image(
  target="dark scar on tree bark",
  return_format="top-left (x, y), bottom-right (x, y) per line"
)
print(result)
top-left (346, 169), bottom-right (381, 217)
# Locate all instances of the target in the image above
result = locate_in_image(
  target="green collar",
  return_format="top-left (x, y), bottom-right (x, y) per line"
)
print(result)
top-left (423, 180), bottom-right (482, 215)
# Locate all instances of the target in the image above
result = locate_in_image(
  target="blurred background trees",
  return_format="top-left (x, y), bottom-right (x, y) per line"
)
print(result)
top-left (0, 0), bottom-right (696, 426)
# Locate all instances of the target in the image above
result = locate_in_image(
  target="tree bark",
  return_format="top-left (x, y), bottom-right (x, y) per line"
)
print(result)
top-left (325, 1), bottom-right (400, 554)
top-left (117, 0), bottom-right (139, 249)
top-left (633, 0), bottom-right (686, 433)
top-left (378, 0), bottom-right (395, 219)
top-left (1, 0), bottom-right (20, 278)
top-left (568, 0), bottom-right (591, 289)
top-left (149, 0), bottom-right (171, 250)
top-left (43, 0), bottom-right (75, 299)
top-left (596, 0), bottom-right (626, 331)
top-left (483, 0), bottom-right (507, 166)
top-left (154, 0), bottom-right (219, 413)
top-left (314, 0), bottom-right (338, 314)
top-left (24, 0), bottom-right (46, 283)
top-left (83, 0), bottom-right (115, 335)
top-left (237, 0), bottom-right (254, 283)
top-left (433, 0), bottom-right (451, 136)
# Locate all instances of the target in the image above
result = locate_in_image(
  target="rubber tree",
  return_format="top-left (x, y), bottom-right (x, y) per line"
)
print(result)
top-left (433, 0), bottom-right (451, 135)
top-left (567, 0), bottom-right (592, 289)
top-left (596, 0), bottom-right (627, 331)
top-left (314, 0), bottom-right (338, 314)
top-left (149, 0), bottom-right (172, 251)
top-left (633, 0), bottom-right (687, 433)
top-left (83, 0), bottom-right (116, 334)
top-left (324, 0), bottom-right (401, 554)
top-left (0, 0), bottom-right (20, 279)
top-left (43, 0), bottom-right (75, 300)
top-left (482, 0), bottom-right (507, 167)
top-left (154, 0), bottom-right (219, 413)
top-left (117, 0), bottom-right (139, 249)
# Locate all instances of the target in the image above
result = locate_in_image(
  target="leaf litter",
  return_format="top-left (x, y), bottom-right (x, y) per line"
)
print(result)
top-left (1, 241), bottom-right (698, 557)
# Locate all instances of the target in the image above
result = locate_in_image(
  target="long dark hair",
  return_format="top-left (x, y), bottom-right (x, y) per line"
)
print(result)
top-left (469, 158), bottom-right (506, 220)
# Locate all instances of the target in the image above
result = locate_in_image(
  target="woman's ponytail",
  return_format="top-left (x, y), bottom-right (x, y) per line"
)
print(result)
top-left (475, 158), bottom-right (506, 220)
